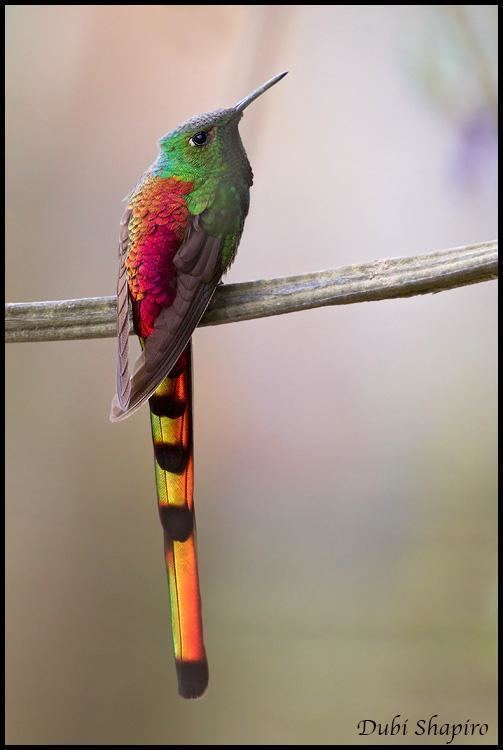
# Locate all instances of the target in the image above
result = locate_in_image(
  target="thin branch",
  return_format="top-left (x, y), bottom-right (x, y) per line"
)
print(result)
top-left (5, 240), bottom-right (498, 344)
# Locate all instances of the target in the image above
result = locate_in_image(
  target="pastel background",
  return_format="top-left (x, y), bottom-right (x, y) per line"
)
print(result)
top-left (6, 5), bottom-right (497, 745)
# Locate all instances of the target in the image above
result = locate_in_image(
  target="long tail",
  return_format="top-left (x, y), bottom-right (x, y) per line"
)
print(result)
top-left (148, 341), bottom-right (208, 699)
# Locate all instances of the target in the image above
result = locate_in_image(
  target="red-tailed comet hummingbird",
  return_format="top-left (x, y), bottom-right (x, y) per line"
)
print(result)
top-left (110, 72), bottom-right (287, 698)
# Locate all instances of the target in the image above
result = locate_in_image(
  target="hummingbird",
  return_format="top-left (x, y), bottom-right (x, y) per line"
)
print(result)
top-left (110, 72), bottom-right (287, 699)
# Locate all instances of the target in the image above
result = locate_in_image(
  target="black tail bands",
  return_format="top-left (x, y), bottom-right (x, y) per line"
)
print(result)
top-left (149, 344), bottom-right (193, 541)
top-left (149, 342), bottom-right (208, 697)
top-left (159, 505), bottom-right (194, 542)
top-left (154, 443), bottom-right (188, 475)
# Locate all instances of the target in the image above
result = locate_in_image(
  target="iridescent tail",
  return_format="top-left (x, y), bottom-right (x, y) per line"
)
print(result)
top-left (148, 341), bottom-right (208, 699)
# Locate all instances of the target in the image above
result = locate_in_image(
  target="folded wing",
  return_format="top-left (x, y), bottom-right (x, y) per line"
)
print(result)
top-left (115, 207), bottom-right (133, 410)
top-left (111, 216), bottom-right (222, 422)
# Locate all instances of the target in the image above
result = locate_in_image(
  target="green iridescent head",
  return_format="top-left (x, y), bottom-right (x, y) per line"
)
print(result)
top-left (155, 72), bottom-right (288, 185)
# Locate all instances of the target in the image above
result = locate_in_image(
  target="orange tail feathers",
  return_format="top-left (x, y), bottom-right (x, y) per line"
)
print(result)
top-left (149, 341), bottom-right (208, 698)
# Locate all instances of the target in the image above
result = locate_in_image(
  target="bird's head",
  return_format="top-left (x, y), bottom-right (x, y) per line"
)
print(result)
top-left (157, 72), bottom-right (287, 185)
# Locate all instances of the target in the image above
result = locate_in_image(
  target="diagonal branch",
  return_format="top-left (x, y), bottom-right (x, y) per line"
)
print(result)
top-left (5, 240), bottom-right (498, 344)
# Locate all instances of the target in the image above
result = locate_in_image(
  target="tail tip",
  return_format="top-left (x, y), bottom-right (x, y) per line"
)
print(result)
top-left (176, 659), bottom-right (209, 699)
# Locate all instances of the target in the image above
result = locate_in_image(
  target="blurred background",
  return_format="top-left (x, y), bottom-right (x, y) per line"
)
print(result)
top-left (5, 5), bottom-right (497, 745)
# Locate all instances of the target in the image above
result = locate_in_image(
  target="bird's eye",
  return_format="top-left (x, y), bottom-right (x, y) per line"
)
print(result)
top-left (189, 131), bottom-right (209, 147)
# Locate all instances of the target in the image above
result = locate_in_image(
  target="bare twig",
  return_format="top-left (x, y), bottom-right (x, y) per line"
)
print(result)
top-left (5, 240), bottom-right (498, 344)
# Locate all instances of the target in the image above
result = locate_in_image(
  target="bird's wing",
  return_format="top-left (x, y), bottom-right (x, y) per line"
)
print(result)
top-left (115, 206), bottom-right (133, 410)
top-left (110, 215), bottom-right (223, 422)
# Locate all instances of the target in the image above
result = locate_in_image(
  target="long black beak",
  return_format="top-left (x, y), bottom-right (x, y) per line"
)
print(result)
top-left (234, 71), bottom-right (288, 113)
